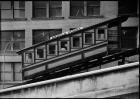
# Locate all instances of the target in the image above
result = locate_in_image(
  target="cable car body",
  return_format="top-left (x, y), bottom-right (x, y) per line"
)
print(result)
top-left (17, 16), bottom-right (129, 80)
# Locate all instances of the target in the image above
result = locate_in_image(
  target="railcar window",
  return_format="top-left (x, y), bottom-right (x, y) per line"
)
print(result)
top-left (84, 33), bottom-right (93, 44)
top-left (36, 47), bottom-right (45, 59)
top-left (60, 41), bottom-right (68, 51)
top-left (72, 37), bottom-right (81, 48)
top-left (48, 44), bottom-right (56, 55)
top-left (108, 30), bottom-right (118, 41)
top-left (37, 49), bottom-right (44, 58)
top-left (97, 29), bottom-right (105, 40)
top-left (59, 40), bottom-right (69, 55)
top-left (24, 52), bottom-right (34, 64)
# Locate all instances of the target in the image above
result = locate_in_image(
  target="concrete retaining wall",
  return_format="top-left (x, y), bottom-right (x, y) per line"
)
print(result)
top-left (0, 62), bottom-right (139, 98)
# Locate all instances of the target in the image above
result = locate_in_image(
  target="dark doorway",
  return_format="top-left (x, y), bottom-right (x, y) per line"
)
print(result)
top-left (121, 27), bottom-right (138, 49)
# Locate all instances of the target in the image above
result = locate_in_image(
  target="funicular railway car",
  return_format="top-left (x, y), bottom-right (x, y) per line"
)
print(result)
top-left (17, 15), bottom-right (131, 82)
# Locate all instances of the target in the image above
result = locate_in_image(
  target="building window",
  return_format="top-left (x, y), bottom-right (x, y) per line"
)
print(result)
top-left (70, 1), bottom-right (84, 17)
top-left (118, 0), bottom-right (138, 16)
top-left (33, 1), bottom-right (62, 18)
top-left (0, 62), bottom-right (22, 82)
top-left (0, 1), bottom-right (25, 19)
top-left (70, 1), bottom-right (100, 17)
top-left (49, 1), bottom-right (62, 17)
top-left (0, 31), bottom-right (25, 55)
top-left (87, 1), bottom-right (100, 16)
top-left (33, 29), bottom-right (62, 44)
top-left (0, 63), bottom-right (13, 81)
top-left (14, 63), bottom-right (22, 81)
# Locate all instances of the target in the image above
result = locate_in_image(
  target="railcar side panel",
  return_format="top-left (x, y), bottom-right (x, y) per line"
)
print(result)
top-left (84, 46), bottom-right (107, 58)
top-left (47, 55), bottom-right (82, 69)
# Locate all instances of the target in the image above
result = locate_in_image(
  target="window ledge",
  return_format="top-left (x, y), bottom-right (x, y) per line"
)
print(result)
top-left (0, 81), bottom-right (23, 84)
top-left (1, 18), bottom-right (28, 22)
top-left (32, 17), bottom-right (64, 20)
top-left (0, 51), bottom-right (20, 56)
top-left (69, 15), bottom-right (104, 19)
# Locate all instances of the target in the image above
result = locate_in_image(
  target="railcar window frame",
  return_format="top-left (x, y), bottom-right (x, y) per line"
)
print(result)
top-left (35, 45), bottom-right (46, 60)
top-left (96, 28), bottom-right (107, 41)
top-left (71, 34), bottom-right (82, 49)
top-left (83, 32), bottom-right (94, 45)
top-left (47, 43), bottom-right (57, 56)
top-left (24, 50), bottom-right (34, 65)
top-left (59, 40), bottom-right (70, 54)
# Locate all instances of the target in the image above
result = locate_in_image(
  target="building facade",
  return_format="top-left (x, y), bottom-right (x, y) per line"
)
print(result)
top-left (0, 1), bottom-right (139, 89)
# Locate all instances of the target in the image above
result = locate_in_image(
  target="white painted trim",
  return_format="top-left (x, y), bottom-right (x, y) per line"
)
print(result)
top-left (0, 56), bottom-right (21, 62)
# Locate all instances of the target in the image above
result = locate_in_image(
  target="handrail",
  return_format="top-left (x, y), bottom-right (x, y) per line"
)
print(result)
top-left (17, 15), bottom-right (129, 54)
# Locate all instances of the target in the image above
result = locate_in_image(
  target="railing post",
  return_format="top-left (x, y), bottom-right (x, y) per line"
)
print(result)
top-left (21, 53), bottom-right (24, 80)
top-left (118, 23), bottom-right (122, 50)
top-left (45, 43), bottom-right (47, 59)
top-left (69, 36), bottom-right (71, 52)
top-left (94, 29), bottom-right (96, 45)
top-left (81, 32), bottom-right (84, 60)
top-left (57, 40), bottom-right (59, 56)
top-left (33, 48), bottom-right (36, 64)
